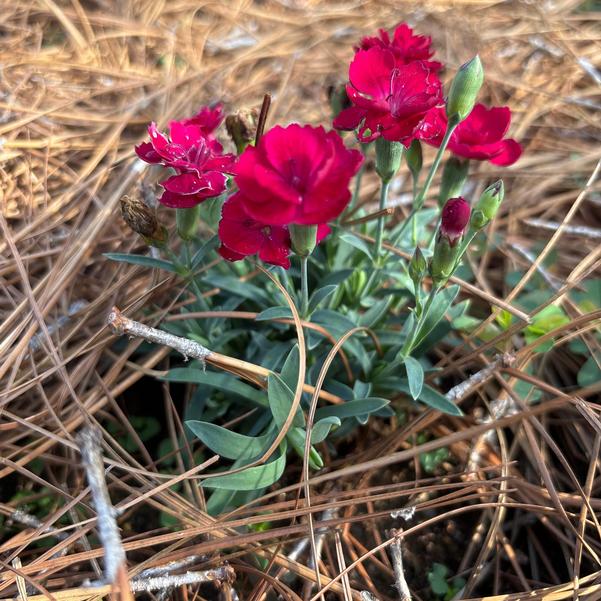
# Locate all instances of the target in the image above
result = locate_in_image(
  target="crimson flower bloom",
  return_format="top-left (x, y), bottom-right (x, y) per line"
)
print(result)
top-left (440, 197), bottom-right (471, 244)
top-left (419, 104), bottom-right (522, 166)
top-left (218, 193), bottom-right (331, 269)
top-left (358, 22), bottom-right (441, 71)
top-left (235, 124), bottom-right (362, 226)
top-left (333, 47), bottom-right (443, 145)
top-left (218, 193), bottom-right (291, 268)
top-left (135, 106), bottom-right (236, 208)
top-left (179, 103), bottom-right (226, 153)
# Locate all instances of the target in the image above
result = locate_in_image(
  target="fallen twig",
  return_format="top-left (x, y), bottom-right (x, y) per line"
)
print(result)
top-left (108, 307), bottom-right (210, 365)
top-left (445, 353), bottom-right (515, 404)
top-left (77, 426), bottom-right (127, 586)
top-left (129, 565), bottom-right (235, 593)
top-left (389, 531), bottom-right (411, 601)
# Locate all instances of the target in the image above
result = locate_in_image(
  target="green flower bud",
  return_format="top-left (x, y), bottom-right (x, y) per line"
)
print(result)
top-left (289, 224), bottom-right (317, 257)
top-left (446, 56), bottom-right (484, 122)
top-left (471, 180), bottom-right (505, 229)
top-left (176, 205), bottom-right (200, 241)
top-left (438, 157), bottom-right (469, 208)
top-left (405, 139), bottom-right (423, 182)
top-left (409, 247), bottom-right (427, 287)
top-left (430, 235), bottom-right (461, 286)
top-left (375, 137), bottom-right (403, 183)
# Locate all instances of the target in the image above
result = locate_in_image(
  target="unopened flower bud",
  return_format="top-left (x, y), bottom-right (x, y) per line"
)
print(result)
top-left (446, 56), bottom-right (484, 122)
top-left (471, 180), bottom-right (504, 229)
top-left (120, 195), bottom-right (167, 247)
top-left (176, 205), bottom-right (200, 241)
top-left (440, 197), bottom-right (471, 245)
top-left (225, 108), bottom-right (259, 153)
top-left (327, 83), bottom-right (351, 119)
top-left (438, 157), bottom-right (469, 208)
top-left (405, 139), bottom-right (423, 182)
top-left (430, 235), bottom-right (459, 286)
top-left (409, 246), bottom-right (427, 287)
top-left (431, 198), bottom-right (471, 285)
top-left (375, 137), bottom-right (403, 183)
top-left (289, 224), bottom-right (318, 257)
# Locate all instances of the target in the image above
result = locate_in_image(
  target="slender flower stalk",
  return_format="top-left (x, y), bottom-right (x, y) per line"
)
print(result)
top-left (300, 255), bottom-right (310, 317)
top-left (413, 116), bottom-right (460, 211)
top-left (389, 116), bottom-right (459, 251)
top-left (373, 179), bottom-right (391, 263)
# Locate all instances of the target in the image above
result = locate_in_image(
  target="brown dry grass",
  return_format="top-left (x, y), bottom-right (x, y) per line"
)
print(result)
top-left (1, 0), bottom-right (600, 600)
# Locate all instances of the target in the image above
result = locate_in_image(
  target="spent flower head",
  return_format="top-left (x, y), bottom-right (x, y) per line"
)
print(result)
top-left (119, 195), bottom-right (167, 247)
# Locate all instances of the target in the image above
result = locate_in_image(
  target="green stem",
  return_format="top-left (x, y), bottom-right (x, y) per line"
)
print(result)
top-left (373, 179), bottom-right (391, 265)
top-left (402, 284), bottom-right (440, 357)
top-left (359, 178), bottom-right (390, 298)
top-left (300, 255), bottom-right (309, 318)
top-left (413, 118), bottom-right (459, 212)
top-left (348, 161), bottom-right (366, 213)
top-left (386, 119), bottom-right (459, 256)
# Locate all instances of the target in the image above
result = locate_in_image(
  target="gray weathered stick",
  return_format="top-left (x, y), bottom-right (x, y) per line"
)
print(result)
top-left (77, 426), bottom-right (126, 584)
top-left (108, 306), bottom-right (210, 364)
top-left (389, 532), bottom-right (411, 601)
top-left (445, 353), bottom-right (515, 404)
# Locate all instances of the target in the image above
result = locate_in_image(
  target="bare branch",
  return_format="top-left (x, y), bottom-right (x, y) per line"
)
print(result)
top-left (77, 426), bottom-right (126, 585)
top-left (129, 565), bottom-right (235, 593)
top-left (108, 306), bottom-right (210, 364)
top-left (445, 353), bottom-right (515, 404)
top-left (389, 532), bottom-right (411, 601)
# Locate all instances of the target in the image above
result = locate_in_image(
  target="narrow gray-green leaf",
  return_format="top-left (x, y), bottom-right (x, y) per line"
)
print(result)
top-left (280, 344), bottom-right (300, 391)
top-left (185, 421), bottom-right (275, 460)
top-left (267, 372), bottom-right (305, 428)
top-left (308, 285), bottom-right (338, 313)
top-left (315, 397), bottom-right (390, 421)
top-left (256, 306), bottom-right (293, 321)
top-left (162, 369), bottom-right (267, 407)
top-left (404, 356), bottom-right (424, 400)
top-left (419, 385), bottom-right (463, 416)
top-left (339, 233), bottom-right (373, 260)
top-left (414, 285), bottom-right (459, 348)
top-left (310, 416), bottom-right (341, 443)
top-left (103, 253), bottom-right (179, 273)
top-left (358, 296), bottom-right (393, 328)
top-left (202, 442), bottom-right (287, 490)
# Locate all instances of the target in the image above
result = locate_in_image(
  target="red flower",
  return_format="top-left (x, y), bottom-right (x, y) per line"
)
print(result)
top-left (218, 192), bottom-right (331, 269)
top-left (235, 124), bottom-right (362, 226)
top-left (333, 47), bottom-right (443, 145)
top-left (218, 193), bottom-right (291, 268)
top-left (180, 103), bottom-right (226, 153)
top-left (440, 197), bottom-right (471, 244)
top-left (358, 23), bottom-right (441, 71)
top-left (135, 109), bottom-right (236, 208)
top-left (419, 104), bottom-right (522, 166)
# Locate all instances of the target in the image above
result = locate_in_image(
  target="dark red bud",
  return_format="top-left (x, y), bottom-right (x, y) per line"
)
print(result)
top-left (440, 197), bottom-right (471, 244)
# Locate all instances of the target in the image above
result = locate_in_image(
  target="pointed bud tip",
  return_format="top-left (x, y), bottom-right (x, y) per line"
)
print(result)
top-left (447, 55), bottom-right (485, 122)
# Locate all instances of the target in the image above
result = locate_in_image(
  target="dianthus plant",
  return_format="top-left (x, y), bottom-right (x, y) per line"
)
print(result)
top-left (108, 22), bottom-right (522, 514)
